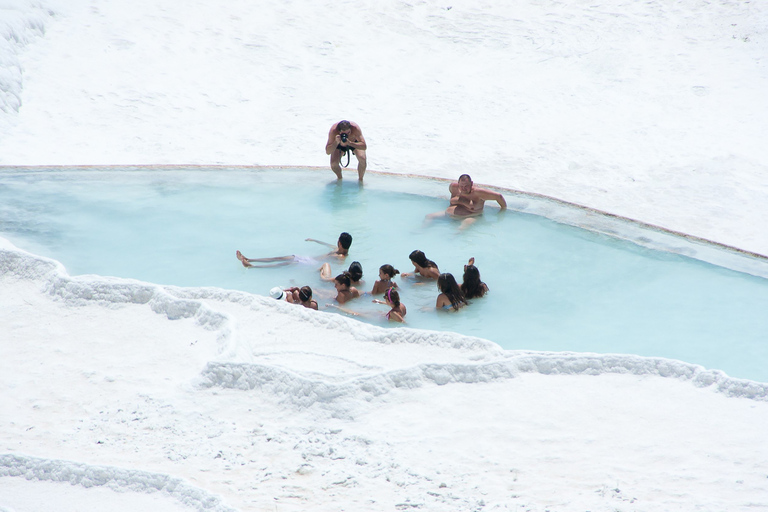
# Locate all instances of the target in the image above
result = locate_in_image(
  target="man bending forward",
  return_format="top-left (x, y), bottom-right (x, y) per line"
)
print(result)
top-left (326, 120), bottom-right (367, 180)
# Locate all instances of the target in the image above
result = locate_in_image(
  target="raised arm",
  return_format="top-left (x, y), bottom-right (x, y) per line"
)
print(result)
top-left (305, 238), bottom-right (335, 249)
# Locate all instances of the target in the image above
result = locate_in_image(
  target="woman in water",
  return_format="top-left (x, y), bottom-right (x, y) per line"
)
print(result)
top-left (401, 250), bottom-right (440, 280)
top-left (373, 287), bottom-right (407, 323)
top-left (436, 273), bottom-right (467, 311)
top-left (371, 264), bottom-right (400, 294)
top-left (288, 286), bottom-right (319, 310)
top-left (333, 271), bottom-right (361, 304)
top-left (460, 257), bottom-right (489, 299)
top-left (319, 261), bottom-right (363, 285)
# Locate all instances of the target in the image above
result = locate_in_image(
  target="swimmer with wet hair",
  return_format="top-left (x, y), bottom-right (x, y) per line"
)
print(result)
top-left (371, 264), bottom-right (400, 294)
top-left (372, 287), bottom-right (407, 323)
top-left (237, 232), bottom-right (352, 268)
top-left (401, 250), bottom-right (440, 280)
top-left (284, 286), bottom-right (319, 310)
top-left (436, 273), bottom-right (467, 311)
top-left (319, 260), bottom-right (363, 284)
top-left (332, 271), bottom-right (361, 304)
top-left (460, 257), bottom-right (489, 299)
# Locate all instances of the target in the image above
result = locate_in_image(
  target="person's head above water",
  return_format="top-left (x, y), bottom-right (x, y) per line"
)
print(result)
top-left (437, 272), bottom-right (467, 310)
top-left (298, 286), bottom-right (313, 302)
top-left (461, 261), bottom-right (487, 299)
top-left (409, 250), bottom-right (437, 269)
top-left (348, 261), bottom-right (363, 282)
top-left (334, 271), bottom-right (352, 289)
top-left (379, 264), bottom-right (400, 279)
top-left (385, 287), bottom-right (401, 307)
top-left (338, 232), bottom-right (353, 251)
top-left (458, 174), bottom-right (473, 193)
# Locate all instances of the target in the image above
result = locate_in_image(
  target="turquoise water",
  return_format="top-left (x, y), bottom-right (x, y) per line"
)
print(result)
top-left (2, 167), bottom-right (768, 382)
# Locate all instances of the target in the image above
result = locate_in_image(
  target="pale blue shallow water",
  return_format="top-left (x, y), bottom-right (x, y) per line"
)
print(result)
top-left (2, 167), bottom-right (768, 382)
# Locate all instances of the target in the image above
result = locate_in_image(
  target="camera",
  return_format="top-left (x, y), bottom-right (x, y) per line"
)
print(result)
top-left (340, 133), bottom-right (348, 143)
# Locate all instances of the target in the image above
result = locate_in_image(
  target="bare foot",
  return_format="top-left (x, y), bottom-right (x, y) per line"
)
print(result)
top-left (236, 250), bottom-right (253, 268)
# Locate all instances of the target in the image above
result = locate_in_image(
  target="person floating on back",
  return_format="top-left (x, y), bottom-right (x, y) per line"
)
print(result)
top-left (236, 232), bottom-right (352, 268)
top-left (325, 120), bottom-right (367, 181)
top-left (426, 174), bottom-right (507, 229)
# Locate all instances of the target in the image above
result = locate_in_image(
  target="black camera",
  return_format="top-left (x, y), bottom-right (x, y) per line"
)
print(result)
top-left (340, 133), bottom-right (348, 143)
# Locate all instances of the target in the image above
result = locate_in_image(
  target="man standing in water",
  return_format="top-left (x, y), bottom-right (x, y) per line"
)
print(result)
top-left (325, 120), bottom-right (367, 180)
top-left (426, 174), bottom-right (507, 229)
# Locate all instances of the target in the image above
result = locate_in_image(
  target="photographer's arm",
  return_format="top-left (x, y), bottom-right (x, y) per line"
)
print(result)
top-left (347, 134), bottom-right (367, 151)
top-left (325, 128), bottom-right (341, 155)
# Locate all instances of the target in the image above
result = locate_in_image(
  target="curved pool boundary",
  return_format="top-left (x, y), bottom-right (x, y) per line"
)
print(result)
top-left (3, 236), bottom-right (768, 388)
top-left (3, 164), bottom-right (768, 279)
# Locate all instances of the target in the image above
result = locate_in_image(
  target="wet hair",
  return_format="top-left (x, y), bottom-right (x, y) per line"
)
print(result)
top-left (338, 120), bottom-right (351, 131)
top-left (458, 173), bottom-right (472, 183)
top-left (298, 286), bottom-right (313, 303)
top-left (338, 232), bottom-right (353, 250)
top-left (438, 273), bottom-right (467, 311)
top-left (409, 250), bottom-right (437, 269)
top-left (334, 271), bottom-right (352, 288)
top-left (461, 265), bottom-right (487, 299)
top-left (379, 264), bottom-right (400, 279)
top-left (385, 287), bottom-right (401, 308)
top-left (348, 261), bottom-right (363, 282)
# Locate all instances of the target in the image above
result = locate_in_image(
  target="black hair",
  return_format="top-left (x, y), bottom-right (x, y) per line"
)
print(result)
top-left (338, 120), bottom-right (351, 131)
top-left (438, 273), bottom-right (467, 311)
top-left (338, 232), bottom-right (353, 250)
top-left (461, 265), bottom-right (487, 299)
top-left (335, 271), bottom-right (352, 288)
top-left (409, 250), bottom-right (437, 269)
top-left (348, 261), bottom-right (363, 282)
top-left (380, 264), bottom-right (400, 279)
top-left (385, 287), bottom-right (401, 307)
top-left (298, 286), bottom-right (313, 302)
top-left (458, 173), bottom-right (472, 183)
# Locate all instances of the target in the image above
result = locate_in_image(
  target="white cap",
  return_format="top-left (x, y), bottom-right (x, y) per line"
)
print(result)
top-left (269, 287), bottom-right (285, 300)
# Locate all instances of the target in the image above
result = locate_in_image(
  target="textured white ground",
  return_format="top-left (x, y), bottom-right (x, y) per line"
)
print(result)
top-left (1, 0), bottom-right (768, 510)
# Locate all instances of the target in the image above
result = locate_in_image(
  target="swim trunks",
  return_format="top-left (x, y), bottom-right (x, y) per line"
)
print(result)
top-left (293, 255), bottom-right (318, 265)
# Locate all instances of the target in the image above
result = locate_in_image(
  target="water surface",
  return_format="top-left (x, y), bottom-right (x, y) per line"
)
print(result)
top-left (2, 167), bottom-right (767, 382)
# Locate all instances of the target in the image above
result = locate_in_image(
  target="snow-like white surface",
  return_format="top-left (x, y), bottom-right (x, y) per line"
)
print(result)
top-left (2, 0), bottom-right (768, 510)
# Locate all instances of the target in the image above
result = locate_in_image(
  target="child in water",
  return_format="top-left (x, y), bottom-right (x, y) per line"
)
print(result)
top-left (436, 273), bottom-right (467, 311)
top-left (373, 287), bottom-right (407, 323)
top-left (371, 264), bottom-right (400, 294)
top-left (333, 271), bottom-right (361, 304)
top-left (460, 257), bottom-right (489, 299)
